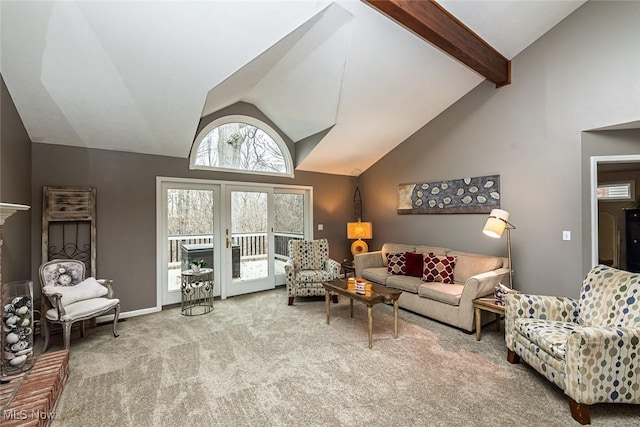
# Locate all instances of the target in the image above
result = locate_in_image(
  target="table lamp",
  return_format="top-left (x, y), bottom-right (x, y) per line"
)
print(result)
top-left (347, 221), bottom-right (373, 257)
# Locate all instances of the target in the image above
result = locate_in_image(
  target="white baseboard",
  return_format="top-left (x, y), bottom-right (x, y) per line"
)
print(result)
top-left (96, 306), bottom-right (160, 323)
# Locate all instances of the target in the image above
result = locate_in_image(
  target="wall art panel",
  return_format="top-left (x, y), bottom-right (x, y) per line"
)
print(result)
top-left (398, 175), bottom-right (500, 214)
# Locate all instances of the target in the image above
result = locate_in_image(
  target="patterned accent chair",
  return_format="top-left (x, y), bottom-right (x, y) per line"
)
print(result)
top-left (39, 259), bottom-right (120, 350)
top-left (284, 238), bottom-right (341, 305)
top-left (505, 265), bottom-right (640, 424)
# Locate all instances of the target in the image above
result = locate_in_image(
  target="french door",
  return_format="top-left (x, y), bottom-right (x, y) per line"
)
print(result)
top-left (158, 178), bottom-right (311, 307)
top-left (158, 180), bottom-right (220, 306)
top-left (225, 186), bottom-right (274, 296)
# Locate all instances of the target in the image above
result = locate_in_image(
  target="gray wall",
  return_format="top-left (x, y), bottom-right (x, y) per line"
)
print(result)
top-left (31, 143), bottom-right (356, 311)
top-left (359, 1), bottom-right (640, 298)
top-left (0, 75), bottom-right (32, 283)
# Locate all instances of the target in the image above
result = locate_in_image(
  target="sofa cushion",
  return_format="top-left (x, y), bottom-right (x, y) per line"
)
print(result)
top-left (291, 240), bottom-right (326, 270)
top-left (386, 275), bottom-right (423, 293)
top-left (362, 267), bottom-right (389, 285)
top-left (514, 318), bottom-right (579, 360)
top-left (43, 277), bottom-right (108, 308)
top-left (422, 253), bottom-right (456, 284)
top-left (386, 253), bottom-right (407, 275)
top-left (417, 282), bottom-right (463, 306)
top-left (448, 251), bottom-right (503, 284)
top-left (381, 243), bottom-right (416, 266)
top-left (405, 252), bottom-right (424, 277)
top-left (415, 245), bottom-right (449, 256)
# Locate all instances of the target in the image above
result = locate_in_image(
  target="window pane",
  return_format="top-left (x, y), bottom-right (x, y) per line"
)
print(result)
top-left (597, 183), bottom-right (632, 200)
top-left (194, 122), bottom-right (286, 173)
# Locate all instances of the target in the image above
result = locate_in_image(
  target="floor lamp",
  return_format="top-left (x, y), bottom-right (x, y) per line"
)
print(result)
top-left (482, 209), bottom-right (515, 288)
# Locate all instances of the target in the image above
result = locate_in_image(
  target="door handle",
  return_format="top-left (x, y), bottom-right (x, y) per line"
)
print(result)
top-left (226, 238), bottom-right (230, 248)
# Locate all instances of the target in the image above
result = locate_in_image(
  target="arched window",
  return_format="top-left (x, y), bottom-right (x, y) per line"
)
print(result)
top-left (190, 116), bottom-right (294, 177)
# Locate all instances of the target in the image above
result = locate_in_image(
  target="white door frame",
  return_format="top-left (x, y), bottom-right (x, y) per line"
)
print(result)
top-left (590, 154), bottom-right (640, 267)
top-left (156, 177), bottom-right (312, 309)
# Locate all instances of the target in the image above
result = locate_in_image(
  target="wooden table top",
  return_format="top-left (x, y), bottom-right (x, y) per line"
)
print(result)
top-left (473, 297), bottom-right (505, 312)
top-left (323, 279), bottom-right (402, 304)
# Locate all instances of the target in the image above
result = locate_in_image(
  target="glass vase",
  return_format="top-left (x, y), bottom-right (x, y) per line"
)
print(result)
top-left (1, 280), bottom-right (34, 376)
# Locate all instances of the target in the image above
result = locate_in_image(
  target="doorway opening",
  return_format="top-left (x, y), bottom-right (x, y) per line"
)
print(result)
top-left (590, 155), bottom-right (640, 271)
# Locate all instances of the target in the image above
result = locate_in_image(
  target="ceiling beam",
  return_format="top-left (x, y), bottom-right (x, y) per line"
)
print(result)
top-left (364, 0), bottom-right (511, 88)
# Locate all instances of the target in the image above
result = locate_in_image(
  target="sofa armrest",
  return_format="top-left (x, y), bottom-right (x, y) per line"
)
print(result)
top-left (504, 293), bottom-right (579, 350)
top-left (354, 251), bottom-right (384, 277)
top-left (324, 258), bottom-right (341, 279)
top-left (457, 268), bottom-right (510, 331)
top-left (565, 326), bottom-right (640, 405)
top-left (284, 260), bottom-right (295, 293)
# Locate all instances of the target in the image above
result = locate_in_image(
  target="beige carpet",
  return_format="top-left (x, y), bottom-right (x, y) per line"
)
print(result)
top-left (43, 287), bottom-right (639, 426)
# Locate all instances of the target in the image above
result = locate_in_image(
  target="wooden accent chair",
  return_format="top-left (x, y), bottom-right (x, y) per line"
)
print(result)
top-left (284, 238), bottom-right (341, 305)
top-left (39, 259), bottom-right (120, 350)
top-left (505, 265), bottom-right (640, 424)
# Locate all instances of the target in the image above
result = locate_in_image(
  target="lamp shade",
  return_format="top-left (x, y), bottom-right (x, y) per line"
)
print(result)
top-left (347, 222), bottom-right (372, 240)
top-left (482, 209), bottom-right (509, 238)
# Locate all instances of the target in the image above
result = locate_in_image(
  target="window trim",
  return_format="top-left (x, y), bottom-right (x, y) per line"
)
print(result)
top-left (190, 115), bottom-right (294, 178)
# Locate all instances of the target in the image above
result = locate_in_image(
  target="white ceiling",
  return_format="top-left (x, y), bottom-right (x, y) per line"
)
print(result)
top-left (1, 0), bottom-right (585, 176)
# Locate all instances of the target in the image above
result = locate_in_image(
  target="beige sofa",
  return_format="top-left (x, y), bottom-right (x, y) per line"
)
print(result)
top-left (354, 243), bottom-right (509, 332)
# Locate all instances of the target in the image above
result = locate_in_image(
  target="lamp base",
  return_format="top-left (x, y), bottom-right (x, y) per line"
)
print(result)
top-left (351, 239), bottom-right (369, 257)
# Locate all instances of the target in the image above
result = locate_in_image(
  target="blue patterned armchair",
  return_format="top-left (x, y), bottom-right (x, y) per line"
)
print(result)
top-left (284, 238), bottom-right (341, 305)
top-left (505, 265), bottom-right (640, 424)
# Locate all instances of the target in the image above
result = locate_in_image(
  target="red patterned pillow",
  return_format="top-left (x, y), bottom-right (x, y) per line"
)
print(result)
top-left (386, 253), bottom-right (407, 275)
top-left (405, 252), bottom-right (424, 277)
top-left (422, 253), bottom-right (456, 283)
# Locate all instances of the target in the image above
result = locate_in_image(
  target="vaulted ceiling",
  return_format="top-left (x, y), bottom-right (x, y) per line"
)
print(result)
top-left (1, 1), bottom-right (585, 176)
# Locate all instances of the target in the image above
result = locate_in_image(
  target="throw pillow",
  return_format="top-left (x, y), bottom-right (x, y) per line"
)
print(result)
top-left (386, 252), bottom-right (407, 275)
top-left (422, 253), bottom-right (456, 284)
top-left (43, 277), bottom-right (108, 307)
top-left (405, 252), bottom-right (424, 277)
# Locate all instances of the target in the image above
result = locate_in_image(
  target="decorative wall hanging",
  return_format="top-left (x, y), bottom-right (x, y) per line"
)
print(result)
top-left (397, 175), bottom-right (500, 214)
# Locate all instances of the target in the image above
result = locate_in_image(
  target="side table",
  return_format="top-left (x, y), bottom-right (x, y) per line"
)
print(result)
top-left (181, 268), bottom-right (214, 316)
top-left (473, 297), bottom-right (505, 341)
top-left (341, 261), bottom-right (355, 278)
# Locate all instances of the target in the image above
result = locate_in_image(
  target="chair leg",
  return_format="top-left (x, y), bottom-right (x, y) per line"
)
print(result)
top-left (63, 322), bottom-right (72, 350)
top-left (507, 349), bottom-right (521, 364)
top-left (42, 318), bottom-right (50, 352)
top-left (112, 304), bottom-right (120, 338)
top-left (288, 297), bottom-right (294, 306)
top-left (80, 320), bottom-right (86, 337)
top-left (567, 396), bottom-right (590, 425)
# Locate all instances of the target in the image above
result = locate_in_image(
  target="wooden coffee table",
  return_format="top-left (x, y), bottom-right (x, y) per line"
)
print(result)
top-left (322, 279), bottom-right (402, 349)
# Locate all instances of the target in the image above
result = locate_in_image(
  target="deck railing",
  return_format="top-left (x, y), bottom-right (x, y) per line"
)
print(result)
top-left (168, 232), bottom-right (303, 264)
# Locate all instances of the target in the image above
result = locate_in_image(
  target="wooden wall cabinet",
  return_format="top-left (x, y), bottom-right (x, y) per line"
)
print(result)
top-left (625, 208), bottom-right (640, 273)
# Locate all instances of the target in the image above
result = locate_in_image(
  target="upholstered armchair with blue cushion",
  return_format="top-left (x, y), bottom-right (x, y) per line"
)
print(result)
top-left (505, 265), bottom-right (640, 424)
top-left (39, 259), bottom-right (120, 350)
top-left (284, 238), bottom-right (341, 305)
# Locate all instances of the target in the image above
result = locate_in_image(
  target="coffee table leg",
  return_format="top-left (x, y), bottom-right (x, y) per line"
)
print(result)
top-left (350, 298), bottom-right (354, 318)
top-left (325, 291), bottom-right (330, 325)
top-left (475, 307), bottom-right (481, 341)
top-left (368, 305), bottom-right (373, 349)
top-left (393, 299), bottom-right (399, 338)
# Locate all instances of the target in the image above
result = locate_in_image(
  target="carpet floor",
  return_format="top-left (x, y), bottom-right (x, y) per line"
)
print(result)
top-left (43, 287), bottom-right (639, 426)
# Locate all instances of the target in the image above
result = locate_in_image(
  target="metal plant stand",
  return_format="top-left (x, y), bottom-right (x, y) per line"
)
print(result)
top-left (180, 268), bottom-right (214, 316)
